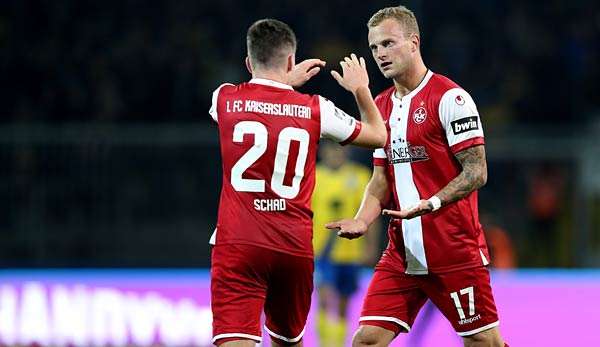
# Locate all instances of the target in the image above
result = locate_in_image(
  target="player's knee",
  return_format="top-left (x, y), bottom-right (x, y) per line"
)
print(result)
top-left (462, 328), bottom-right (503, 347)
top-left (218, 339), bottom-right (257, 347)
top-left (270, 337), bottom-right (302, 347)
top-left (352, 325), bottom-right (388, 347)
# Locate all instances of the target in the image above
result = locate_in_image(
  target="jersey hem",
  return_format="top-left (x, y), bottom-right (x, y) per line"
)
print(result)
top-left (424, 261), bottom-right (489, 274)
top-left (457, 321), bottom-right (499, 336)
top-left (378, 259), bottom-right (487, 275)
top-left (213, 241), bottom-right (313, 259)
top-left (213, 333), bottom-right (262, 344)
top-left (264, 325), bottom-right (306, 343)
top-left (359, 316), bottom-right (411, 332)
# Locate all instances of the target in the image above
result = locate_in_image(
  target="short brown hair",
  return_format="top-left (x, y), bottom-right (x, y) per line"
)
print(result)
top-left (246, 19), bottom-right (297, 68)
top-left (367, 6), bottom-right (420, 37)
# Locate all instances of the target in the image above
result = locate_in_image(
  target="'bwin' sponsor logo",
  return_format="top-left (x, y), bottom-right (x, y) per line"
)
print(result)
top-left (386, 142), bottom-right (429, 164)
top-left (459, 314), bottom-right (481, 325)
top-left (451, 116), bottom-right (479, 135)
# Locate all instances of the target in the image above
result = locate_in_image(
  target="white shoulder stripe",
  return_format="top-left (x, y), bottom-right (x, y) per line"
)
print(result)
top-left (480, 249), bottom-right (489, 266)
top-left (208, 228), bottom-right (217, 245)
top-left (209, 83), bottom-right (235, 122)
top-left (438, 88), bottom-right (484, 148)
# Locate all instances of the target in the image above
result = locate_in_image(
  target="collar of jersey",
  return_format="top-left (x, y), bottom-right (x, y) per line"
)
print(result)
top-left (249, 78), bottom-right (294, 90)
top-left (392, 69), bottom-right (434, 102)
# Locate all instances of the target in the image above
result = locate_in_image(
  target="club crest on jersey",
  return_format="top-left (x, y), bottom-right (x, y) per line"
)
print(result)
top-left (413, 107), bottom-right (427, 124)
top-left (455, 95), bottom-right (466, 105)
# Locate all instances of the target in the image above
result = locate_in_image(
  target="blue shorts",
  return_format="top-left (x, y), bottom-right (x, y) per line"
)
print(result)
top-left (315, 258), bottom-right (361, 297)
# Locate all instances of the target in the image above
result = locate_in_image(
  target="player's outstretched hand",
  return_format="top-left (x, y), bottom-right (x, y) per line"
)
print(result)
top-left (325, 218), bottom-right (368, 240)
top-left (330, 53), bottom-right (369, 94)
top-left (287, 58), bottom-right (326, 88)
top-left (382, 200), bottom-right (433, 220)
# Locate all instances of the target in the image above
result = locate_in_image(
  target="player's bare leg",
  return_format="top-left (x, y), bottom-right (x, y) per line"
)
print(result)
top-left (317, 284), bottom-right (335, 345)
top-left (271, 341), bottom-right (303, 347)
top-left (338, 294), bottom-right (350, 318)
top-left (462, 327), bottom-right (504, 347)
top-left (219, 340), bottom-right (256, 347)
top-left (352, 325), bottom-right (395, 347)
top-left (332, 294), bottom-right (350, 346)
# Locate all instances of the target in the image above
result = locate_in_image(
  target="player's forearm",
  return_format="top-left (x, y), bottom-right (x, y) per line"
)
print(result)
top-left (355, 171), bottom-right (389, 226)
top-left (434, 145), bottom-right (487, 207)
top-left (355, 194), bottom-right (383, 226)
top-left (353, 86), bottom-right (387, 147)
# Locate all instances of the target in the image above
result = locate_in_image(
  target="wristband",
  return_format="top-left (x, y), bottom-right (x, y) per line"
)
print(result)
top-left (427, 196), bottom-right (442, 211)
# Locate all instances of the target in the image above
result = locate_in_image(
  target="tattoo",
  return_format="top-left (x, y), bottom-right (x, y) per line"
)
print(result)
top-left (436, 145), bottom-right (487, 206)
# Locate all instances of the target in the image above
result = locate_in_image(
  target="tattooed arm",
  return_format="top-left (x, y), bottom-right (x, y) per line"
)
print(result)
top-left (382, 145), bottom-right (487, 219)
top-left (436, 145), bottom-right (487, 205)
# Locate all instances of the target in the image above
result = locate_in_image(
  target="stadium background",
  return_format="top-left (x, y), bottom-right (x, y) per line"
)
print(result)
top-left (1, 0), bottom-right (599, 346)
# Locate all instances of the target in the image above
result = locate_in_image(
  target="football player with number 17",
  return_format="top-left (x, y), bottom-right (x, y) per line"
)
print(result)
top-left (208, 18), bottom-right (386, 347)
top-left (326, 6), bottom-right (509, 347)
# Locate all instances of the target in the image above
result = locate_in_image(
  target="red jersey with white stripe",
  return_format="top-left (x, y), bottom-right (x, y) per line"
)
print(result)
top-left (209, 78), bottom-right (361, 258)
top-left (373, 70), bottom-right (490, 274)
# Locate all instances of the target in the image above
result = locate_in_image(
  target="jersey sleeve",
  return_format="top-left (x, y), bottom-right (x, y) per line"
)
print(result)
top-left (318, 95), bottom-right (362, 145)
top-left (208, 83), bottom-right (234, 122)
top-left (438, 88), bottom-right (485, 154)
top-left (372, 147), bottom-right (387, 166)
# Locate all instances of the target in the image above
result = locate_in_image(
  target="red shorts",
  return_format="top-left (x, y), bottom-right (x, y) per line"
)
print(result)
top-left (360, 266), bottom-right (499, 337)
top-left (211, 244), bottom-right (313, 345)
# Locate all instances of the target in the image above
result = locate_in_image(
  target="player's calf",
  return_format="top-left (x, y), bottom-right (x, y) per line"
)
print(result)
top-left (462, 326), bottom-right (504, 347)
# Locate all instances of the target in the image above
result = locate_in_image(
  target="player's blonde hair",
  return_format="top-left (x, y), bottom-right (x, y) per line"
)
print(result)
top-left (367, 6), bottom-right (420, 37)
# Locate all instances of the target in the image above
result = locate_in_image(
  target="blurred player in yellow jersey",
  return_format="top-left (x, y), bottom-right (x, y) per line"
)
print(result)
top-left (312, 141), bottom-right (380, 347)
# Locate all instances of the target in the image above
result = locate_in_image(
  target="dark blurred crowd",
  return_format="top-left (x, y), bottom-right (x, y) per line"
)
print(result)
top-left (1, 0), bottom-right (599, 124)
top-left (1, 1), bottom-right (598, 268)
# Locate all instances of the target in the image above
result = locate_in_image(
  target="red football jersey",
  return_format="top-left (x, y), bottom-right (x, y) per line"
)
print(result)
top-left (373, 70), bottom-right (490, 274)
top-left (209, 78), bottom-right (361, 258)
